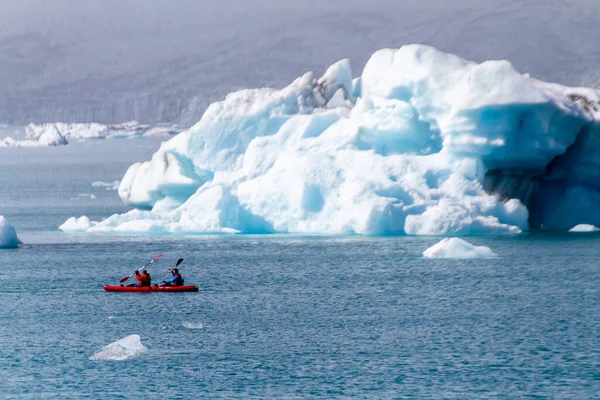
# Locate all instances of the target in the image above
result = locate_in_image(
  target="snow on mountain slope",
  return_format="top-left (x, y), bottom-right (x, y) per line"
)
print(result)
top-left (1, 0), bottom-right (600, 125)
top-left (61, 44), bottom-right (600, 235)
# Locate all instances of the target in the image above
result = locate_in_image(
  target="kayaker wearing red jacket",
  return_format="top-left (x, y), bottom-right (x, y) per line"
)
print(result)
top-left (161, 268), bottom-right (183, 286)
top-left (134, 271), bottom-right (144, 286)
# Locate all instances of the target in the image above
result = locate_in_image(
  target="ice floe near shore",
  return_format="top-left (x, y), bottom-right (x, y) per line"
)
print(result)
top-left (0, 216), bottom-right (22, 249)
top-left (423, 238), bottom-right (497, 259)
top-left (89, 334), bottom-right (148, 361)
top-left (59, 44), bottom-right (600, 235)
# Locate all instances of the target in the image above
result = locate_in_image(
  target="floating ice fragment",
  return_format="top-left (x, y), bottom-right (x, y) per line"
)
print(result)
top-left (89, 334), bottom-right (148, 361)
top-left (568, 224), bottom-right (600, 232)
top-left (75, 193), bottom-right (97, 200)
top-left (182, 322), bottom-right (204, 329)
top-left (423, 238), bottom-right (497, 259)
top-left (92, 180), bottom-right (120, 191)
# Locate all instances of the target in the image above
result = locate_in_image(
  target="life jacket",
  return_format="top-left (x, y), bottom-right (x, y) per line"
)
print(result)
top-left (172, 273), bottom-right (183, 286)
top-left (141, 273), bottom-right (151, 287)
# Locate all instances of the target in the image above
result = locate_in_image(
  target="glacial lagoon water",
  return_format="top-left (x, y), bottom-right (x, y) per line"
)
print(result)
top-left (1, 140), bottom-right (599, 398)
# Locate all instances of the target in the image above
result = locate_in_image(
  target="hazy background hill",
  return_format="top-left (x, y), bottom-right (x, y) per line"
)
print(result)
top-left (1, 0), bottom-right (599, 125)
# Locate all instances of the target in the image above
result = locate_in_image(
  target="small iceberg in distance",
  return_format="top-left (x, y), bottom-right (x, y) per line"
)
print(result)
top-left (89, 334), bottom-right (148, 361)
top-left (568, 224), bottom-right (600, 232)
top-left (59, 216), bottom-right (96, 232)
top-left (423, 238), bottom-right (497, 259)
top-left (0, 215), bottom-right (22, 249)
top-left (182, 321), bottom-right (204, 329)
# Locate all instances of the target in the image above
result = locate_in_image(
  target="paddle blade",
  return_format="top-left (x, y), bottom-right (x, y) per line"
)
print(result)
top-left (119, 275), bottom-right (131, 283)
top-left (175, 258), bottom-right (184, 267)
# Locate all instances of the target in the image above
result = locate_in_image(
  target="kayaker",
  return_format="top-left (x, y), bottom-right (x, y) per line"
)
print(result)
top-left (126, 270), bottom-right (144, 287)
top-left (161, 268), bottom-right (183, 286)
top-left (141, 270), bottom-right (152, 287)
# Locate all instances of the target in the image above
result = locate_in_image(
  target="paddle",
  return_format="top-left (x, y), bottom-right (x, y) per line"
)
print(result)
top-left (119, 254), bottom-right (163, 283)
top-left (160, 258), bottom-right (184, 284)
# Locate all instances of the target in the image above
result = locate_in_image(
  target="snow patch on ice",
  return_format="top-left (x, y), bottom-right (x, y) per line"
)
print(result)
top-left (423, 238), bottom-right (497, 259)
top-left (59, 216), bottom-right (96, 232)
top-left (0, 216), bottom-right (22, 249)
top-left (89, 334), bottom-right (148, 361)
top-left (182, 321), bottom-right (204, 329)
top-left (568, 224), bottom-right (600, 232)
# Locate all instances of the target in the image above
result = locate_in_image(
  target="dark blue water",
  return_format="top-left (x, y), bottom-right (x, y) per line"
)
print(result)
top-left (1, 234), bottom-right (599, 398)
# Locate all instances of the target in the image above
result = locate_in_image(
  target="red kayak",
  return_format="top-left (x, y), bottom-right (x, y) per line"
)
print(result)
top-left (104, 285), bottom-right (199, 293)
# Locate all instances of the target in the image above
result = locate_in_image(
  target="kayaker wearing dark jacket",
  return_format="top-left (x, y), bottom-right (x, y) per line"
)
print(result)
top-left (162, 268), bottom-right (183, 286)
top-left (141, 270), bottom-right (152, 287)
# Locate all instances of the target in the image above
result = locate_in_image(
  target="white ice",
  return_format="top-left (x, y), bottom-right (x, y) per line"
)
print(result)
top-left (89, 334), bottom-right (148, 361)
top-left (26, 122), bottom-right (178, 141)
top-left (92, 180), bottom-right (120, 191)
top-left (568, 224), bottom-right (600, 232)
top-left (59, 216), bottom-right (96, 232)
top-left (0, 122), bottom-right (178, 148)
top-left (0, 215), bottom-right (22, 249)
top-left (182, 322), bottom-right (204, 329)
top-left (423, 238), bottom-right (497, 259)
top-left (65, 44), bottom-right (600, 236)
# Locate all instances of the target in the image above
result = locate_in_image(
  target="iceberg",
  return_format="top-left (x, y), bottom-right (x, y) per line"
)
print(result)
top-left (59, 216), bottom-right (96, 232)
top-left (25, 121), bottom-right (178, 141)
top-left (568, 224), bottom-right (600, 232)
top-left (0, 137), bottom-right (49, 148)
top-left (0, 216), bottom-right (22, 248)
top-left (71, 44), bottom-right (600, 236)
top-left (0, 122), bottom-right (178, 148)
top-left (89, 334), bottom-right (148, 361)
top-left (423, 238), bottom-right (497, 259)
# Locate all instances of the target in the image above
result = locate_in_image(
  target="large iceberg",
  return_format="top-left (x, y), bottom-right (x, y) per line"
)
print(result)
top-left (73, 45), bottom-right (600, 235)
top-left (0, 216), bottom-right (22, 248)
